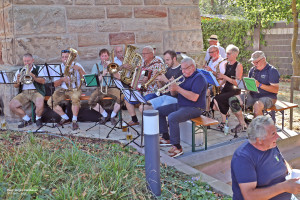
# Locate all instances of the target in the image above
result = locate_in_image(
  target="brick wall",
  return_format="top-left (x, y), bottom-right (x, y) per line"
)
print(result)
top-left (260, 21), bottom-right (300, 75)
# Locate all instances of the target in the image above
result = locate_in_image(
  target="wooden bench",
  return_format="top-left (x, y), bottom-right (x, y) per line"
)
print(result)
top-left (44, 95), bottom-right (90, 101)
top-left (191, 116), bottom-right (219, 152)
top-left (265, 100), bottom-right (298, 131)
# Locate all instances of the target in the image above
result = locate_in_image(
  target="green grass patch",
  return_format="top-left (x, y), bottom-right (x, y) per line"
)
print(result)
top-left (0, 130), bottom-right (231, 199)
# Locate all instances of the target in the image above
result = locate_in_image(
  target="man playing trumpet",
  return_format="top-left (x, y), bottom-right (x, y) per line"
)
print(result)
top-left (88, 48), bottom-right (122, 126)
top-left (47, 49), bottom-right (86, 131)
top-left (10, 53), bottom-right (46, 128)
top-left (158, 57), bottom-right (207, 157)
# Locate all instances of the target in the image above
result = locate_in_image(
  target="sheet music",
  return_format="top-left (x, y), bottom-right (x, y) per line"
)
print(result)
top-left (38, 64), bottom-right (62, 77)
top-left (113, 79), bottom-right (124, 89)
top-left (198, 69), bottom-right (220, 86)
top-left (237, 79), bottom-right (245, 90)
top-left (0, 71), bottom-right (10, 83)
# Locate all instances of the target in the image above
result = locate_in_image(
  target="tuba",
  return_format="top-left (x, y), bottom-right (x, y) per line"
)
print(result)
top-left (120, 45), bottom-right (142, 85)
top-left (64, 48), bottom-right (81, 90)
top-left (19, 64), bottom-right (33, 85)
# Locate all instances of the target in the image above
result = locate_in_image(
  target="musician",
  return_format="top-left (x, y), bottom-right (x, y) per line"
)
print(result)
top-left (212, 45), bottom-right (243, 131)
top-left (203, 35), bottom-right (226, 66)
top-left (158, 57), bottom-right (207, 157)
top-left (114, 46), bottom-right (124, 66)
top-left (142, 50), bottom-right (182, 111)
top-left (229, 51), bottom-right (280, 133)
top-left (9, 53), bottom-right (46, 128)
top-left (88, 48), bottom-right (122, 126)
top-left (47, 49), bottom-right (86, 130)
top-left (124, 46), bottom-right (164, 126)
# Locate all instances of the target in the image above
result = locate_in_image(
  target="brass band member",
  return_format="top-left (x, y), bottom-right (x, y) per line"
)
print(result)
top-left (88, 49), bottom-right (123, 126)
top-left (229, 51), bottom-right (280, 133)
top-left (9, 53), bottom-right (46, 128)
top-left (158, 57), bottom-right (207, 157)
top-left (124, 46), bottom-right (164, 126)
top-left (212, 44), bottom-right (243, 131)
top-left (142, 50), bottom-right (182, 111)
top-left (47, 49), bottom-right (86, 130)
top-left (114, 46), bottom-right (124, 66)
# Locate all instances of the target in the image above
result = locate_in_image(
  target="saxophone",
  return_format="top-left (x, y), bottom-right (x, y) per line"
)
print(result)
top-left (19, 64), bottom-right (33, 85)
top-left (213, 58), bottom-right (228, 96)
top-left (64, 48), bottom-right (81, 90)
top-left (142, 67), bottom-right (166, 90)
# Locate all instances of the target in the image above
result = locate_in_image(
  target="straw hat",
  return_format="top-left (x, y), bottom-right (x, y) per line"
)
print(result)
top-left (208, 35), bottom-right (218, 41)
top-left (249, 51), bottom-right (265, 62)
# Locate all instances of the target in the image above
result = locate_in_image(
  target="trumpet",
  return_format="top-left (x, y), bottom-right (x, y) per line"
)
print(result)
top-left (155, 75), bottom-right (185, 96)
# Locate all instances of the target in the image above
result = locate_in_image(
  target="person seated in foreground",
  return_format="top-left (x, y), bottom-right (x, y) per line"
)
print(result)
top-left (231, 115), bottom-right (300, 200)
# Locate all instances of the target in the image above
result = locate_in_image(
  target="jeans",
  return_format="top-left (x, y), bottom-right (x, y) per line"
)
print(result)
top-left (158, 103), bottom-right (203, 145)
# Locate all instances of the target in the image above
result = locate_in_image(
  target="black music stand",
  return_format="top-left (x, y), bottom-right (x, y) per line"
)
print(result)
top-left (34, 63), bottom-right (63, 134)
top-left (119, 81), bottom-right (147, 148)
top-left (0, 71), bottom-right (14, 129)
top-left (85, 74), bottom-right (118, 131)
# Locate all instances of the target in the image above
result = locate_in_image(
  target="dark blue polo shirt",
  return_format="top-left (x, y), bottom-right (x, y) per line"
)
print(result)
top-left (249, 63), bottom-right (280, 99)
top-left (178, 70), bottom-right (207, 109)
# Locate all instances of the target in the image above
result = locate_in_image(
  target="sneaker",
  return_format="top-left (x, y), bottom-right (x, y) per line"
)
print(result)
top-left (168, 146), bottom-right (183, 158)
top-left (18, 120), bottom-right (32, 128)
top-left (231, 124), bottom-right (247, 133)
top-left (100, 116), bottom-right (110, 125)
top-left (72, 121), bottom-right (79, 130)
top-left (128, 121), bottom-right (140, 126)
top-left (160, 137), bottom-right (171, 146)
top-left (56, 118), bottom-right (71, 127)
top-left (36, 119), bottom-right (43, 127)
top-left (110, 117), bottom-right (118, 126)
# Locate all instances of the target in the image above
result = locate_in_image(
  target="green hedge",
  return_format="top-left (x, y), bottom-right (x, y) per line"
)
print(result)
top-left (201, 17), bottom-right (254, 72)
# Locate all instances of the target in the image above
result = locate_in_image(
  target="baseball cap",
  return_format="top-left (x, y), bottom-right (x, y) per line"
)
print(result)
top-left (249, 51), bottom-right (265, 62)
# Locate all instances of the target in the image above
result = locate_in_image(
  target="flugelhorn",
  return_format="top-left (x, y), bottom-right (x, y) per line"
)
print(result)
top-left (155, 75), bottom-right (185, 96)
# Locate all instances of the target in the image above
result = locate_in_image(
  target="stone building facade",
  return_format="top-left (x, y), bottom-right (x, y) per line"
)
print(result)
top-left (0, 0), bottom-right (203, 68)
top-left (0, 0), bottom-right (203, 120)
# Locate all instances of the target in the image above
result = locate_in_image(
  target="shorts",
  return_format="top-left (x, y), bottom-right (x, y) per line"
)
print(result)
top-left (47, 88), bottom-right (82, 107)
top-left (241, 94), bottom-right (276, 109)
top-left (12, 89), bottom-right (44, 106)
top-left (88, 88), bottom-right (124, 107)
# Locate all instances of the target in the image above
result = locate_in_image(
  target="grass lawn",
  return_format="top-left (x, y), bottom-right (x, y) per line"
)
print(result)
top-left (0, 130), bottom-right (231, 200)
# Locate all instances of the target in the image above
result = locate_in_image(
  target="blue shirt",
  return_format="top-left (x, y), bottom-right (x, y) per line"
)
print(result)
top-left (248, 63), bottom-right (280, 99)
top-left (231, 141), bottom-right (291, 200)
top-left (91, 62), bottom-right (112, 86)
top-left (178, 70), bottom-right (207, 109)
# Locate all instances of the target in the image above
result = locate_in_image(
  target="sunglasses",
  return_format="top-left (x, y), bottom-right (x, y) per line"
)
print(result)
top-left (61, 50), bottom-right (70, 53)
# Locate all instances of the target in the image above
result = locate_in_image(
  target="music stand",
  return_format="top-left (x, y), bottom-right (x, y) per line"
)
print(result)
top-left (34, 63), bottom-right (63, 134)
top-left (85, 74), bottom-right (118, 131)
top-left (0, 71), bottom-right (14, 130)
top-left (119, 80), bottom-right (147, 148)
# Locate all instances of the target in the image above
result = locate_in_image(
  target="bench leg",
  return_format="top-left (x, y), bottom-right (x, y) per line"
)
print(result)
top-left (203, 125), bottom-right (208, 150)
top-left (192, 122), bottom-right (208, 152)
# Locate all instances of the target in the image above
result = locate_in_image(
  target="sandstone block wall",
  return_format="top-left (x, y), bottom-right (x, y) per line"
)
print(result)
top-left (0, 0), bottom-right (203, 69)
top-left (0, 0), bottom-right (203, 121)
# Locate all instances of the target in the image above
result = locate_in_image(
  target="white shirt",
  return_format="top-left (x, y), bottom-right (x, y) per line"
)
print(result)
top-left (205, 46), bottom-right (226, 62)
top-left (14, 65), bottom-right (46, 90)
top-left (114, 56), bottom-right (123, 66)
top-left (54, 62), bottom-right (85, 89)
top-left (208, 56), bottom-right (226, 74)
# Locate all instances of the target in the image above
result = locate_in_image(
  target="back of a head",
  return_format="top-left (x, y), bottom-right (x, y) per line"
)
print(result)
top-left (247, 115), bottom-right (274, 143)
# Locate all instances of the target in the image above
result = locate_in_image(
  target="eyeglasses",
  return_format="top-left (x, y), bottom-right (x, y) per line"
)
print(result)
top-left (208, 50), bottom-right (216, 54)
top-left (252, 58), bottom-right (264, 65)
top-left (61, 50), bottom-right (70, 53)
top-left (180, 65), bottom-right (193, 71)
top-left (142, 52), bottom-right (152, 55)
top-left (226, 52), bottom-right (231, 55)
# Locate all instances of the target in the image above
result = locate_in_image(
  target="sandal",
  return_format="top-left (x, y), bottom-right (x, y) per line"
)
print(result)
top-left (217, 122), bottom-right (225, 131)
top-left (231, 124), bottom-right (247, 133)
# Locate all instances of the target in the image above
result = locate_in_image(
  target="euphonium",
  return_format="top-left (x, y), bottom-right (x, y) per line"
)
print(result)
top-left (120, 45), bottom-right (142, 85)
top-left (19, 64), bottom-right (33, 85)
top-left (64, 48), bottom-right (81, 90)
top-left (155, 75), bottom-right (185, 96)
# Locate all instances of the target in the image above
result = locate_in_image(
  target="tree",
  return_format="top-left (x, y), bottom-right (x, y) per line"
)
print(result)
top-left (199, 0), bottom-right (244, 17)
top-left (232, 0), bottom-right (300, 88)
